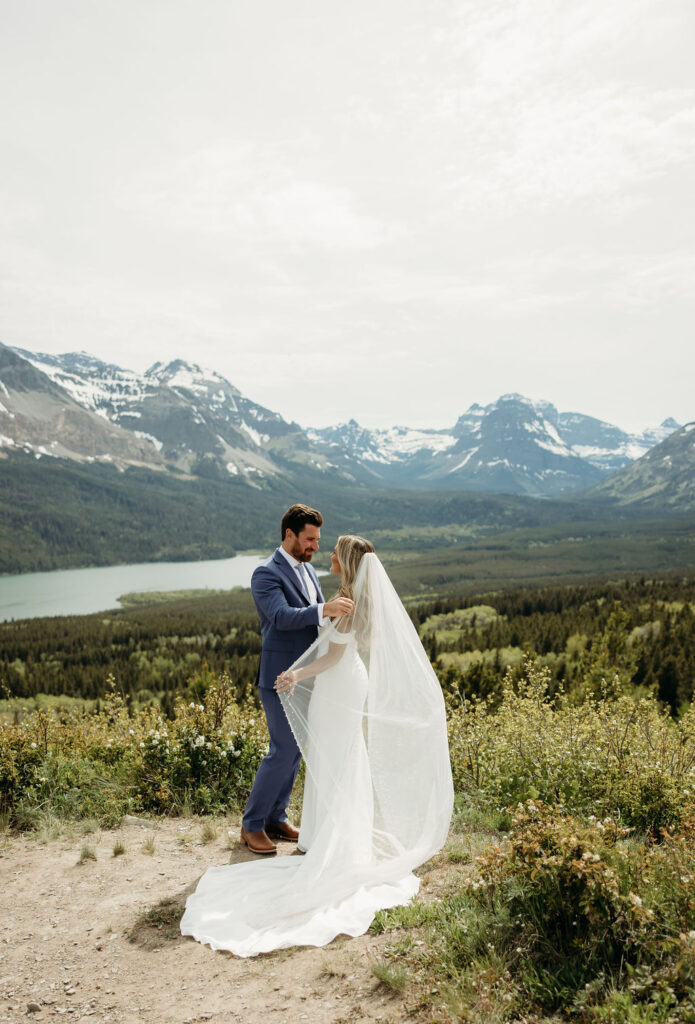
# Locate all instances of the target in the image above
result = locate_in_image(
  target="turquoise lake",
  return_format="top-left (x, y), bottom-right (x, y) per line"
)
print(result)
top-left (0, 555), bottom-right (266, 622)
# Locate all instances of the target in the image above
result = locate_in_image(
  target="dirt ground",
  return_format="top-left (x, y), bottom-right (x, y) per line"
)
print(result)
top-left (0, 814), bottom-right (452, 1024)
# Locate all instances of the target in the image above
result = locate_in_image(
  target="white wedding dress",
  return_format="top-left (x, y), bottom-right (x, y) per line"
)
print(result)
top-left (180, 554), bottom-right (453, 956)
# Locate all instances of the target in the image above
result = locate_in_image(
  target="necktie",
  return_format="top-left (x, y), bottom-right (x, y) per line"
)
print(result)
top-left (296, 563), bottom-right (311, 601)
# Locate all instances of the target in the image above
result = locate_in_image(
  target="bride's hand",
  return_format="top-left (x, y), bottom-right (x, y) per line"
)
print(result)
top-left (275, 670), bottom-right (297, 695)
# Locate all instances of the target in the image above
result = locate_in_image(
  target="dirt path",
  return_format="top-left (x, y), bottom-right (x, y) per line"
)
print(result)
top-left (0, 816), bottom-right (438, 1024)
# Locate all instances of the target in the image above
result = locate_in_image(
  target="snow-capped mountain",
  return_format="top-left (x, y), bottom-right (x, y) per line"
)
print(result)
top-left (2, 345), bottom-right (683, 498)
top-left (0, 345), bottom-right (166, 468)
top-left (9, 347), bottom-right (338, 483)
top-left (310, 394), bottom-right (678, 496)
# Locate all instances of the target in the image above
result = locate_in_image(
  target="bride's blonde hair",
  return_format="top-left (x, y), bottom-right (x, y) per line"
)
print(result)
top-left (335, 534), bottom-right (375, 602)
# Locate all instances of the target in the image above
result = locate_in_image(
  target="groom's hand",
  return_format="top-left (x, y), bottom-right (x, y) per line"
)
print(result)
top-left (323, 596), bottom-right (354, 618)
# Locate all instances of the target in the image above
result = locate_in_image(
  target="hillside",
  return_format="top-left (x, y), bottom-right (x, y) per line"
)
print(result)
top-left (586, 420), bottom-right (695, 510)
top-left (0, 448), bottom-right (616, 574)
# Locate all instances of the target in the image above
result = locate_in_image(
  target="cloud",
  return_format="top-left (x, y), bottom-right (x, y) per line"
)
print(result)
top-left (419, 0), bottom-right (695, 208)
top-left (119, 142), bottom-right (387, 250)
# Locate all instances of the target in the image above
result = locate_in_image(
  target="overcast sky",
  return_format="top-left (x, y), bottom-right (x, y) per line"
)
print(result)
top-left (1, 0), bottom-right (693, 432)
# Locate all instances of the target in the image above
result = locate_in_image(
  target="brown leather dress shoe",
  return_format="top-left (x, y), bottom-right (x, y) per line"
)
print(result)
top-left (240, 827), bottom-right (277, 855)
top-left (265, 820), bottom-right (300, 842)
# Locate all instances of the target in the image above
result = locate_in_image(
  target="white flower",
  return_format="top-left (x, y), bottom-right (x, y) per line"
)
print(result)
top-left (129, 729), bottom-right (134, 736)
top-left (140, 742), bottom-right (145, 749)
top-left (30, 741), bottom-right (37, 749)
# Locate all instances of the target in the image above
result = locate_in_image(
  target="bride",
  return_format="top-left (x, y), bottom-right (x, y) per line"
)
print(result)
top-left (180, 536), bottom-right (453, 956)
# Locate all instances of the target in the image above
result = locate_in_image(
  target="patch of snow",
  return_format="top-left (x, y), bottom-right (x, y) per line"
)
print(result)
top-left (448, 447), bottom-right (480, 472)
top-left (570, 445), bottom-right (610, 458)
top-left (542, 419), bottom-right (565, 446)
top-left (0, 379), bottom-right (9, 397)
top-left (535, 435), bottom-right (570, 456)
top-left (371, 427), bottom-right (456, 459)
top-left (240, 422), bottom-right (270, 446)
top-left (133, 430), bottom-right (163, 452)
top-left (226, 462), bottom-right (239, 475)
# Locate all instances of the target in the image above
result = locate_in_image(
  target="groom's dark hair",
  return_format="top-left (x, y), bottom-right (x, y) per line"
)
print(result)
top-left (281, 503), bottom-right (323, 539)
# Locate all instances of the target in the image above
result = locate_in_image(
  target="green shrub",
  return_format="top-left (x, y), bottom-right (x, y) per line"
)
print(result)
top-left (374, 802), bottom-right (695, 1021)
top-left (448, 663), bottom-right (695, 831)
top-left (0, 674), bottom-right (266, 827)
top-left (133, 677), bottom-right (268, 815)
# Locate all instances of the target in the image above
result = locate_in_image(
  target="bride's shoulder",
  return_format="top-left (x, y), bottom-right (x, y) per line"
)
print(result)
top-left (329, 616), bottom-right (355, 641)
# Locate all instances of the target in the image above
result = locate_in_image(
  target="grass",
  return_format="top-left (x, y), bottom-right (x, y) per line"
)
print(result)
top-left (446, 840), bottom-right (472, 864)
top-left (127, 897), bottom-right (184, 948)
top-left (319, 959), bottom-right (348, 980)
top-left (79, 844), bottom-right (97, 863)
top-left (112, 840), bottom-right (126, 857)
top-left (117, 588), bottom-right (236, 608)
top-left (371, 961), bottom-right (411, 993)
top-left (200, 821), bottom-right (218, 844)
top-left (141, 834), bottom-right (156, 855)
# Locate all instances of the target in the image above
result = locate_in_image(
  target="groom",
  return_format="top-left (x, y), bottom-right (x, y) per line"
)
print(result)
top-left (241, 503), bottom-right (354, 855)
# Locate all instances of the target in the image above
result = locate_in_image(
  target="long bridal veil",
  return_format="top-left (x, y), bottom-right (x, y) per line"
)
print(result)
top-left (279, 552), bottom-right (453, 878)
top-left (180, 553), bottom-right (453, 956)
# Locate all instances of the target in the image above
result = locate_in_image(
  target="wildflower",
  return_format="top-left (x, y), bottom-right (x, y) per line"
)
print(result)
top-left (30, 741), bottom-right (37, 748)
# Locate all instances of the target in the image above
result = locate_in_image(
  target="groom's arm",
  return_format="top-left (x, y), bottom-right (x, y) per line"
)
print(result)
top-left (251, 566), bottom-right (323, 631)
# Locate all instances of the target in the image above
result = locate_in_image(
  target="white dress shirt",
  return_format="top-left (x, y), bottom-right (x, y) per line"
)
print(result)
top-left (278, 546), bottom-right (326, 626)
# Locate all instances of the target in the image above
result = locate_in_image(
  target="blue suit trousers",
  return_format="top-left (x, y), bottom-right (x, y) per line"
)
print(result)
top-left (242, 686), bottom-right (301, 832)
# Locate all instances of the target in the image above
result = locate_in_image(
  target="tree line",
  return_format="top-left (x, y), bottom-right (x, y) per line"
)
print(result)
top-left (1, 576), bottom-right (694, 715)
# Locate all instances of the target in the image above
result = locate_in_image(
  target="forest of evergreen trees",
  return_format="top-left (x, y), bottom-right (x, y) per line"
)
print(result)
top-left (411, 575), bottom-right (695, 711)
top-left (2, 574), bottom-right (693, 716)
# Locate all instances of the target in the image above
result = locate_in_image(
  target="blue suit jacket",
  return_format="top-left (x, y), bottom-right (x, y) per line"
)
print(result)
top-left (251, 548), bottom-right (326, 689)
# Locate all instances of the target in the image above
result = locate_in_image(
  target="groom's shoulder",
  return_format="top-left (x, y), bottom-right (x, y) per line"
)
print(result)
top-left (252, 549), bottom-right (282, 579)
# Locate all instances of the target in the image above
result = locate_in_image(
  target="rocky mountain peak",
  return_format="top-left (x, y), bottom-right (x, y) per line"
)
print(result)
top-left (145, 359), bottom-right (240, 396)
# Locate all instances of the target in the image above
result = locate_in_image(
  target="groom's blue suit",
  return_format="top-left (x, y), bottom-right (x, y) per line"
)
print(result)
top-left (242, 548), bottom-right (325, 833)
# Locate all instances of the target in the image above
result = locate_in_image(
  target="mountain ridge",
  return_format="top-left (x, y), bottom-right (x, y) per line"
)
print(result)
top-left (1, 342), bottom-right (682, 499)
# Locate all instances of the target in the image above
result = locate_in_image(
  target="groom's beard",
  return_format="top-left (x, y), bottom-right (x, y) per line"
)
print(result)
top-left (288, 541), bottom-right (315, 562)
